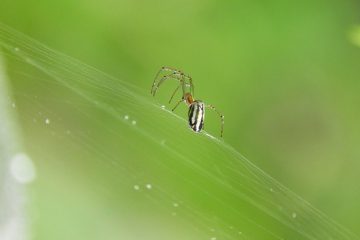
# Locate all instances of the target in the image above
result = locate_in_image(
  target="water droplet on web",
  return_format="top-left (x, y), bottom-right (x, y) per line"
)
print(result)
top-left (131, 120), bottom-right (137, 125)
top-left (146, 183), bottom-right (152, 189)
top-left (210, 237), bottom-right (216, 240)
top-left (45, 118), bottom-right (50, 125)
top-left (14, 47), bottom-right (20, 52)
top-left (10, 153), bottom-right (36, 184)
top-left (11, 102), bottom-right (16, 108)
top-left (270, 188), bottom-right (274, 192)
top-left (133, 185), bottom-right (140, 191)
top-left (161, 105), bottom-right (165, 109)
top-left (124, 115), bottom-right (129, 120)
top-left (173, 202), bottom-right (179, 207)
top-left (292, 212), bottom-right (297, 219)
top-left (238, 231), bottom-right (242, 235)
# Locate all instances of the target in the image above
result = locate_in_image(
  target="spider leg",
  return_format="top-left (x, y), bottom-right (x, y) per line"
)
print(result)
top-left (206, 104), bottom-right (225, 137)
top-left (151, 67), bottom-right (182, 93)
top-left (184, 77), bottom-right (194, 96)
top-left (152, 73), bottom-right (181, 96)
top-left (151, 68), bottom-right (166, 93)
top-left (169, 84), bottom-right (181, 103)
top-left (189, 77), bottom-right (194, 96)
top-left (160, 66), bottom-right (183, 72)
top-left (172, 98), bottom-right (184, 112)
top-left (168, 78), bottom-right (194, 104)
top-left (152, 73), bottom-right (192, 98)
top-left (152, 67), bottom-right (193, 96)
top-left (182, 74), bottom-right (194, 96)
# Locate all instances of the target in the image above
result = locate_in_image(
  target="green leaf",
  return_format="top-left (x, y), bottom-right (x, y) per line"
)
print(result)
top-left (0, 22), bottom-right (357, 240)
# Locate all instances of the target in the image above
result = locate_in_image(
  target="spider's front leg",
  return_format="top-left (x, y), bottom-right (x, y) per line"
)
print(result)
top-left (151, 66), bottom-right (183, 94)
top-left (151, 73), bottom-right (180, 96)
top-left (151, 67), bottom-right (194, 97)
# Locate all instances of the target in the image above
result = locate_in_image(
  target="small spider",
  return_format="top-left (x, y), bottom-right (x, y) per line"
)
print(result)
top-left (151, 66), bottom-right (224, 137)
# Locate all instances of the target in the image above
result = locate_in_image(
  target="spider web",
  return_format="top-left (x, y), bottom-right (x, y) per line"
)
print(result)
top-left (0, 22), bottom-right (358, 240)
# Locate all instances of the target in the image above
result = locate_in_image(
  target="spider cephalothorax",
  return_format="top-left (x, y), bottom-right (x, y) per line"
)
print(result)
top-left (151, 66), bottom-right (224, 137)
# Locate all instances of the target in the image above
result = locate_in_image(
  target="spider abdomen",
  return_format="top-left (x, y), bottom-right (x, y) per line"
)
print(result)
top-left (188, 101), bottom-right (205, 133)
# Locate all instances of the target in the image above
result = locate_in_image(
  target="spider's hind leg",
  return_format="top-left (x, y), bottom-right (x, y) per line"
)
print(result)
top-left (206, 104), bottom-right (225, 137)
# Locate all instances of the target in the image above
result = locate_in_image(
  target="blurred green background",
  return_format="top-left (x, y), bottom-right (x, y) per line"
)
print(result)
top-left (1, 0), bottom-right (360, 239)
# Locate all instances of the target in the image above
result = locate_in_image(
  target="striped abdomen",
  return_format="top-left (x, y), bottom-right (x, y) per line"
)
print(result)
top-left (188, 101), bottom-right (205, 132)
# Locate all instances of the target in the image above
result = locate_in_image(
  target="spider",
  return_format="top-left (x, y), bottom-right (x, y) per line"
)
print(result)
top-left (151, 66), bottom-right (224, 137)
